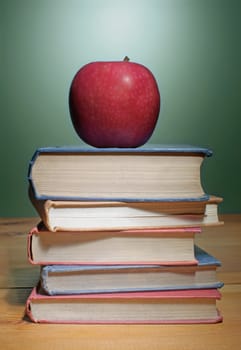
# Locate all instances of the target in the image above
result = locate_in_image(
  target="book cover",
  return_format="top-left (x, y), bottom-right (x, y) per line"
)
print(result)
top-left (25, 286), bottom-right (222, 324)
top-left (40, 245), bottom-right (224, 295)
top-left (27, 225), bottom-right (200, 266)
top-left (28, 145), bottom-right (212, 202)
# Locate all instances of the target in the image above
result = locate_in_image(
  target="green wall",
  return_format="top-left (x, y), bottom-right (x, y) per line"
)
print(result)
top-left (1, 0), bottom-right (240, 216)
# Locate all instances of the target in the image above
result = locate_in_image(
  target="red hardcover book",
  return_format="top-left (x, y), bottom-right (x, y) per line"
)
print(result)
top-left (26, 286), bottom-right (222, 324)
top-left (27, 225), bottom-right (200, 265)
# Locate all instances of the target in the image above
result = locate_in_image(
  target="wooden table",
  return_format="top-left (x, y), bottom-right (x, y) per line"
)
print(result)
top-left (0, 215), bottom-right (240, 349)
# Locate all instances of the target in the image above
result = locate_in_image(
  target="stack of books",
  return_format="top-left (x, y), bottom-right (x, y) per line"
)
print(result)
top-left (25, 145), bottom-right (224, 324)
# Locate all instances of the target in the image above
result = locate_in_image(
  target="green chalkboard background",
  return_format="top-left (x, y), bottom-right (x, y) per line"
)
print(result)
top-left (1, 0), bottom-right (240, 216)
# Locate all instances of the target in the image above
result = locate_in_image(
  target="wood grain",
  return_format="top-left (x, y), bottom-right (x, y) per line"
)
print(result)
top-left (0, 215), bottom-right (240, 349)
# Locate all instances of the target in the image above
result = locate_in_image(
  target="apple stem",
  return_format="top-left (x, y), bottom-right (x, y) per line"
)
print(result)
top-left (123, 56), bottom-right (130, 62)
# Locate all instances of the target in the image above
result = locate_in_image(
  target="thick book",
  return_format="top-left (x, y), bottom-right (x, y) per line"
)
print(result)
top-left (25, 286), bottom-right (222, 324)
top-left (27, 225), bottom-right (200, 265)
top-left (29, 193), bottom-right (223, 232)
top-left (28, 145), bottom-right (212, 202)
top-left (40, 246), bottom-right (224, 295)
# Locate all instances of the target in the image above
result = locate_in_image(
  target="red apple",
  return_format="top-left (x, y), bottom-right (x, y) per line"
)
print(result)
top-left (69, 57), bottom-right (160, 148)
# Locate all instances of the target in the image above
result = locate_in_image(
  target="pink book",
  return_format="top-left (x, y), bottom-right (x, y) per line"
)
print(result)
top-left (26, 286), bottom-right (222, 324)
top-left (27, 224), bottom-right (200, 265)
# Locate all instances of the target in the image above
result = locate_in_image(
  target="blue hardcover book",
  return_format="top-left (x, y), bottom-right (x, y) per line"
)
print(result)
top-left (40, 246), bottom-right (223, 295)
top-left (28, 144), bottom-right (212, 201)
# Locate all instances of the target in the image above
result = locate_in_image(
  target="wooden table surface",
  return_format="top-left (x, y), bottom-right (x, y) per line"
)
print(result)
top-left (0, 215), bottom-right (240, 349)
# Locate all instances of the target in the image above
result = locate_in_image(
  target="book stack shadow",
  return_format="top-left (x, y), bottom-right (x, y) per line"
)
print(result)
top-left (25, 145), bottom-right (224, 324)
